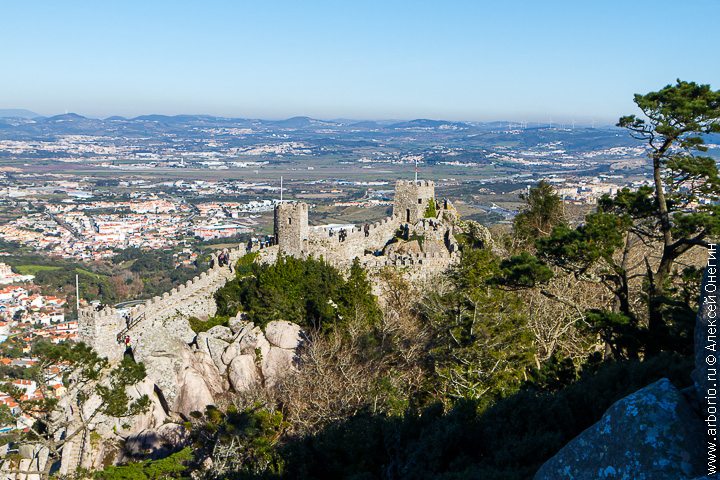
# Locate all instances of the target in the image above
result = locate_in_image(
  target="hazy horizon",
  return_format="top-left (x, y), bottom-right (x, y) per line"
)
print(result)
top-left (0, 108), bottom-right (622, 126)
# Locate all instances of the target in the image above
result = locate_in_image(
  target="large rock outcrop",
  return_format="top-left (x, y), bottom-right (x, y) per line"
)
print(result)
top-left (123, 423), bottom-right (190, 460)
top-left (534, 378), bottom-right (704, 480)
top-left (139, 333), bottom-right (225, 417)
top-left (54, 310), bottom-right (305, 475)
top-left (173, 350), bottom-right (226, 417)
top-left (212, 317), bottom-right (303, 392)
top-left (264, 320), bottom-right (303, 350)
top-left (228, 354), bottom-right (260, 391)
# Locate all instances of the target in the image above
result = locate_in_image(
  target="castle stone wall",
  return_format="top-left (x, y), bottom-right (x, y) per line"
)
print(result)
top-left (307, 215), bottom-right (400, 266)
top-left (79, 246), bottom-right (248, 362)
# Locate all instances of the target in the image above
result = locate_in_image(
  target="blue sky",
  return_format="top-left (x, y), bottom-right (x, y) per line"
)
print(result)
top-left (1, 0), bottom-right (718, 122)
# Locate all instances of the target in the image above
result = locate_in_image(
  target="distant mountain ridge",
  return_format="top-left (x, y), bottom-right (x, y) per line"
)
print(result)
top-left (0, 110), bottom-right (618, 130)
top-left (0, 109), bottom-right (41, 119)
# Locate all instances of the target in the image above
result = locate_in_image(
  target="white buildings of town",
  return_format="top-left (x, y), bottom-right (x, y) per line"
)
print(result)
top-left (0, 264), bottom-right (34, 285)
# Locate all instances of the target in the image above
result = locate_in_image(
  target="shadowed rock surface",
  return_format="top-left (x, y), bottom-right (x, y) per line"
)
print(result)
top-left (535, 378), bottom-right (704, 480)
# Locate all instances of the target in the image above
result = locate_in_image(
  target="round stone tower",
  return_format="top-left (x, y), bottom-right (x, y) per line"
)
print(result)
top-left (393, 180), bottom-right (436, 223)
top-left (274, 202), bottom-right (309, 257)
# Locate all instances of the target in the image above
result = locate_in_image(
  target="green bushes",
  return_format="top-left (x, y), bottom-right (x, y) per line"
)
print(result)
top-left (188, 405), bottom-right (287, 479)
top-left (214, 255), bottom-right (380, 331)
top-left (95, 447), bottom-right (192, 480)
top-left (188, 315), bottom-right (229, 333)
top-left (424, 198), bottom-right (437, 218)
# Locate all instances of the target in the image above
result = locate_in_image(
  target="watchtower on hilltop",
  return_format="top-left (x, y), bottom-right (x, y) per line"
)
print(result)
top-left (393, 180), bottom-right (436, 223)
top-left (274, 202), bottom-right (309, 256)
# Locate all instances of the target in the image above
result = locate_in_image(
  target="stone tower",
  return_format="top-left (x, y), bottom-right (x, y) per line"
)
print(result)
top-left (393, 180), bottom-right (436, 223)
top-left (274, 202), bottom-right (309, 257)
top-left (78, 307), bottom-right (126, 363)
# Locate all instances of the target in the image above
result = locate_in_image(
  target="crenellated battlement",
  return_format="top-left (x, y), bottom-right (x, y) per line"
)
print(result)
top-left (393, 179), bottom-right (436, 223)
top-left (395, 179), bottom-right (435, 187)
top-left (78, 245), bottom-right (251, 361)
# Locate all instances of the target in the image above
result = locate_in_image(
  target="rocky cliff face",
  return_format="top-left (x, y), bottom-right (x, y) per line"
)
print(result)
top-left (60, 316), bottom-right (304, 470)
top-left (535, 260), bottom-right (716, 480)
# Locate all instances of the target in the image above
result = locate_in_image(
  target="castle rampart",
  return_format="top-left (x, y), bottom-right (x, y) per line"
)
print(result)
top-left (79, 246), bottom-right (248, 362)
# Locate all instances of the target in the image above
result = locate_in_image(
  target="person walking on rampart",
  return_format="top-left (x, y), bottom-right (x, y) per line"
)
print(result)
top-left (218, 250), bottom-right (228, 268)
top-left (223, 248), bottom-right (233, 273)
top-left (364, 223), bottom-right (370, 237)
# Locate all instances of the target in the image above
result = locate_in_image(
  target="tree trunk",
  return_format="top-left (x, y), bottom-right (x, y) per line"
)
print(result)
top-left (647, 143), bottom-right (674, 354)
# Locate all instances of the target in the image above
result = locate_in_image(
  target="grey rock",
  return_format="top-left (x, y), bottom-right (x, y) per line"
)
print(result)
top-left (173, 351), bottom-right (224, 417)
top-left (136, 335), bottom-right (190, 408)
top-left (197, 332), bottom-right (229, 374)
top-left (96, 378), bottom-right (167, 438)
top-left (534, 378), bottom-right (705, 480)
top-left (221, 341), bottom-right (242, 366)
top-left (228, 354), bottom-right (260, 392)
top-left (124, 423), bottom-right (189, 458)
top-left (166, 318), bottom-right (197, 345)
top-left (155, 423), bottom-right (189, 447)
top-left (206, 325), bottom-right (234, 342)
top-left (264, 321), bottom-right (303, 349)
top-left (261, 346), bottom-right (297, 388)
top-left (18, 445), bottom-right (35, 459)
top-left (238, 325), bottom-right (271, 358)
top-left (228, 315), bottom-right (250, 334)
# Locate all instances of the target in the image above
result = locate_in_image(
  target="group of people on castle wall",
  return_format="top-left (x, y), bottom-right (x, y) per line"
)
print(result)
top-left (210, 249), bottom-right (234, 272)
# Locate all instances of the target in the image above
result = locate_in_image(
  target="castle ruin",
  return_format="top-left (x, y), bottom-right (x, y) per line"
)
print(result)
top-left (273, 202), bottom-right (309, 257)
top-left (273, 179), bottom-right (459, 271)
top-left (79, 179), bottom-right (460, 363)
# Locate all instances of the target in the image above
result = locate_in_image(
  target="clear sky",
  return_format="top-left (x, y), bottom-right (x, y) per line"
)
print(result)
top-left (1, 0), bottom-right (718, 122)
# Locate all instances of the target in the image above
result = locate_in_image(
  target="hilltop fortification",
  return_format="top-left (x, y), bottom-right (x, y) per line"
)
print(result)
top-left (64, 178), bottom-right (466, 472)
top-left (80, 179), bottom-right (461, 361)
top-left (80, 179), bottom-right (461, 363)
top-left (274, 179), bottom-right (460, 272)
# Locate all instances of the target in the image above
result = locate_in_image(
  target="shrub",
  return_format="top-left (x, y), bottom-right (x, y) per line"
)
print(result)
top-left (189, 315), bottom-right (229, 333)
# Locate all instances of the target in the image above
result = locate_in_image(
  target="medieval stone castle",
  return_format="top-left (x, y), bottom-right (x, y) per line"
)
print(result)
top-left (79, 178), bottom-right (460, 363)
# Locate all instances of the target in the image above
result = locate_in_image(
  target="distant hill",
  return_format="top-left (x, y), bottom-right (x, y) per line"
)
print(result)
top-left (45, 113), bottom-right (88, 121)
top-left (0, 109), bottom-right (40, 119)
top-left (388, 119), bottom-right (470, 130)
top-left (265, 116), bottom-right (340, 129)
